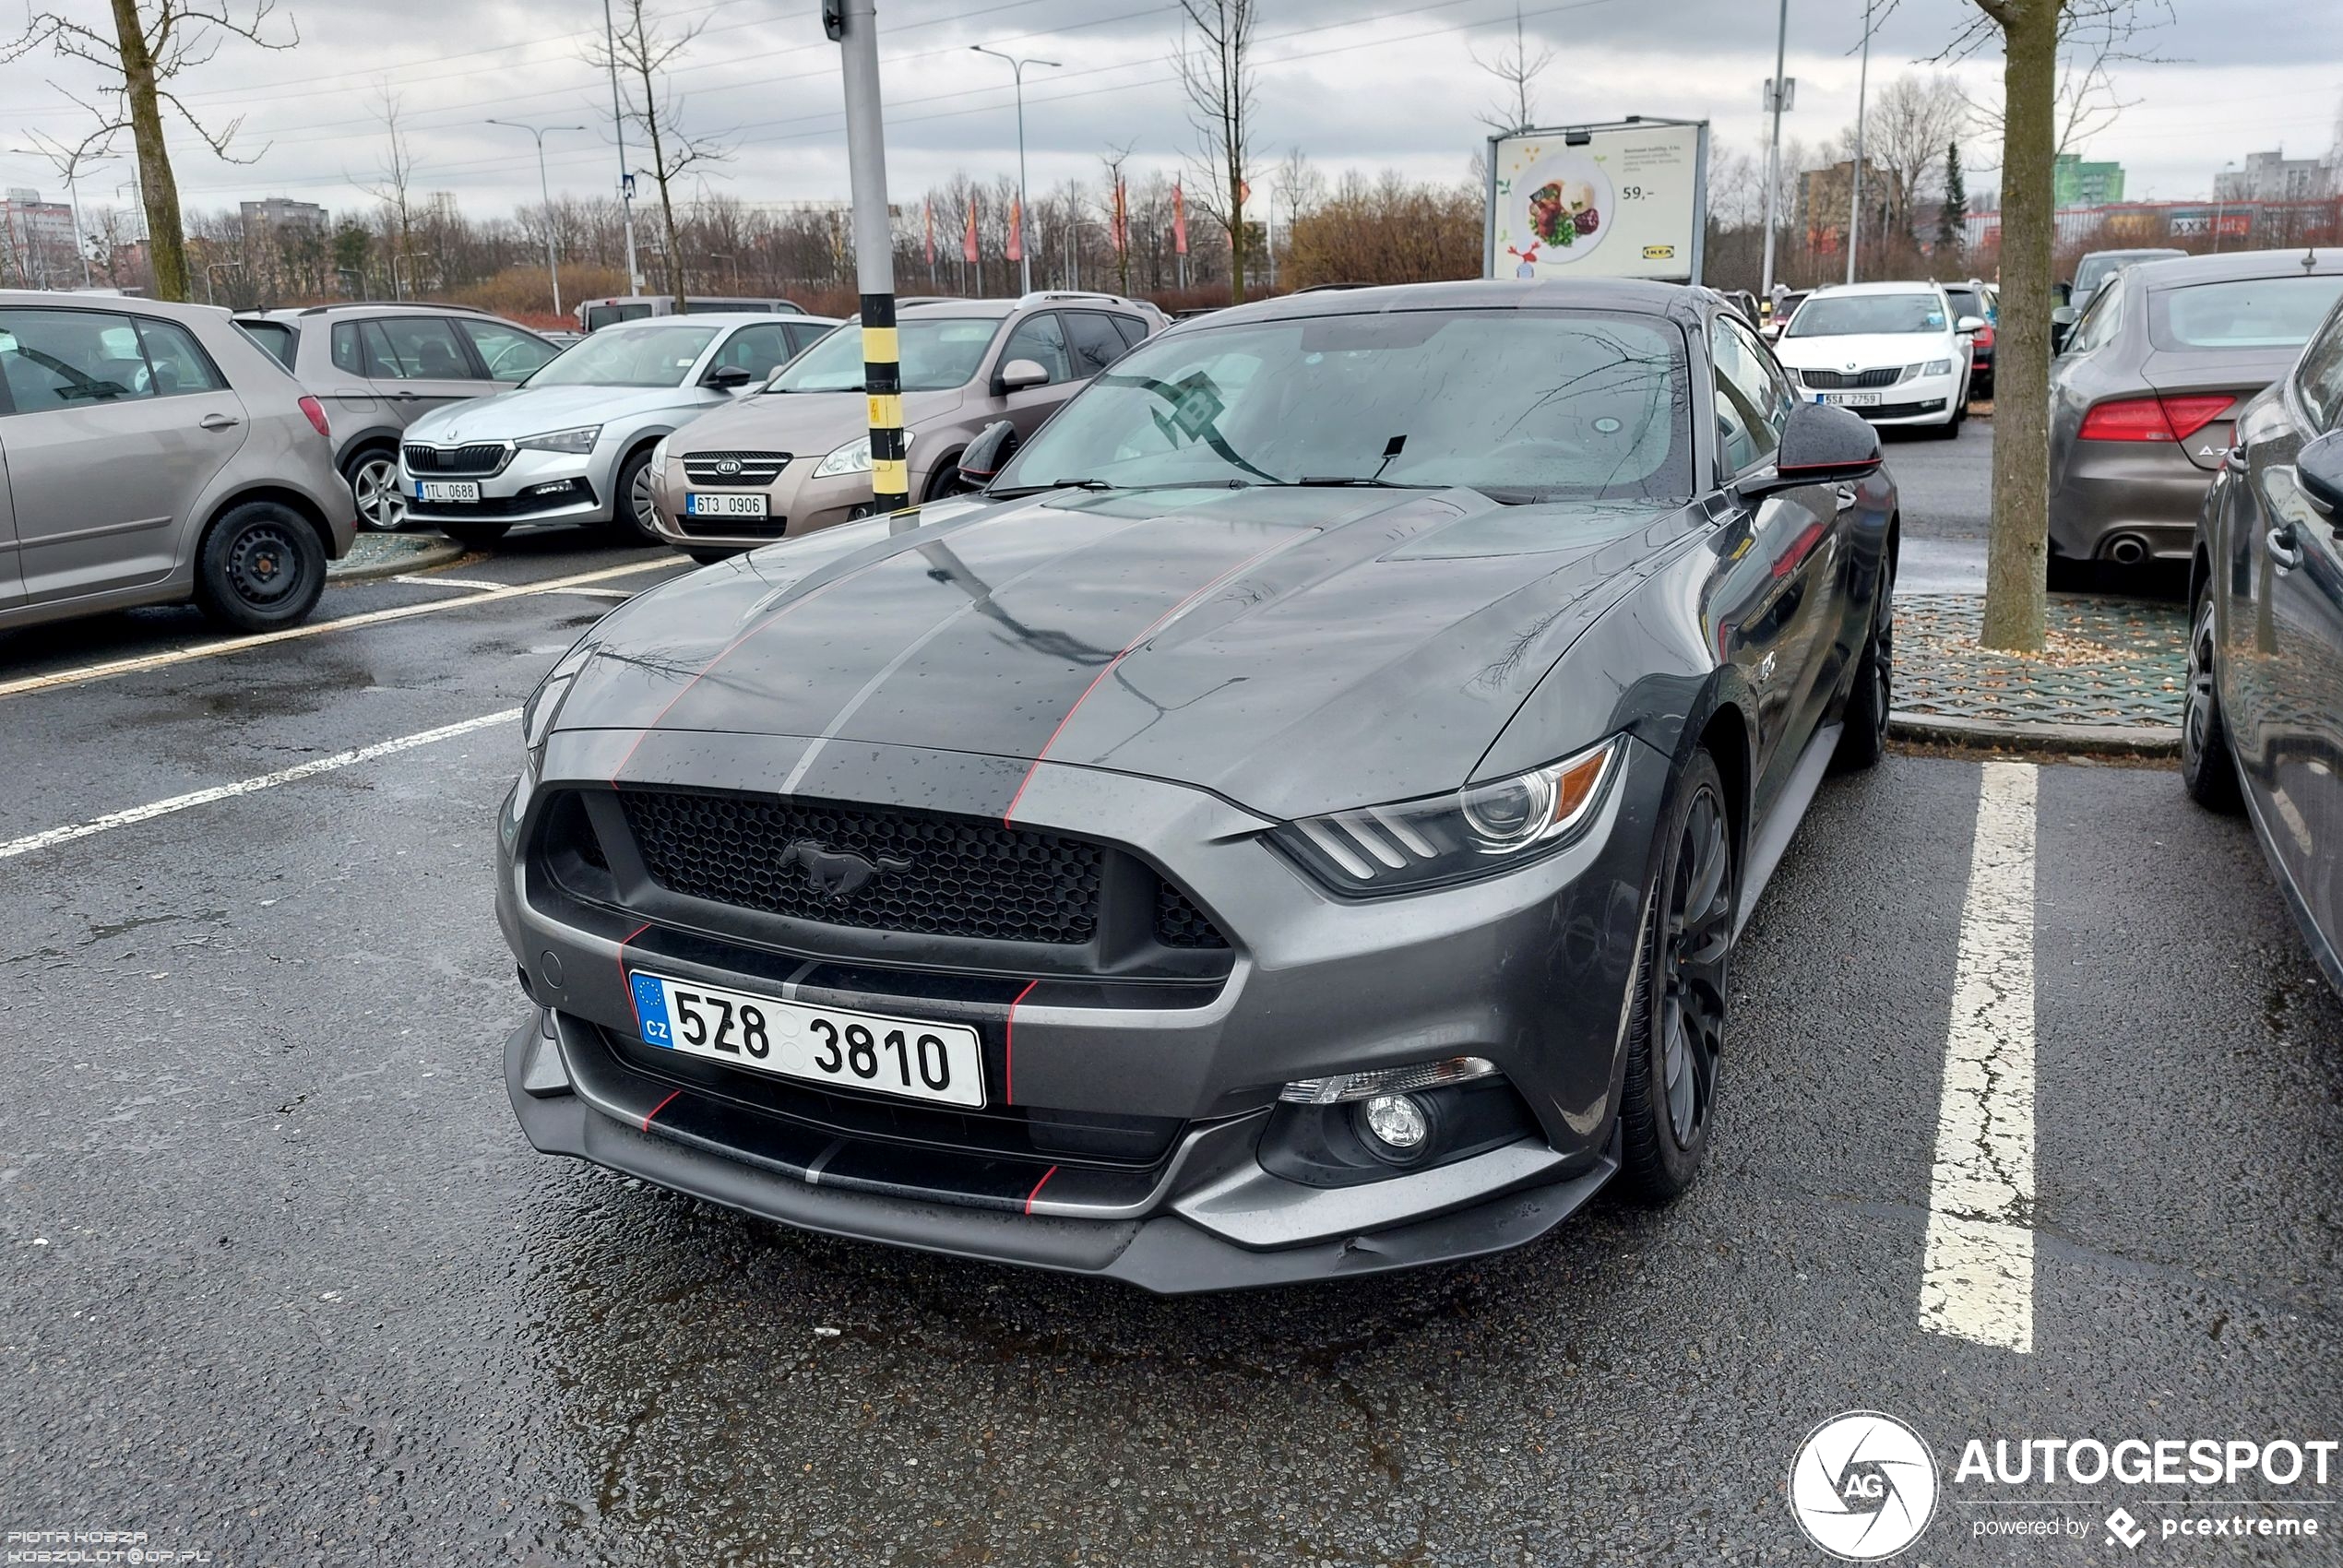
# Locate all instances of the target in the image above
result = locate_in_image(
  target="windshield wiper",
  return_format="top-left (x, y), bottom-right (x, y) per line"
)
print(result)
top-left (1289, 476), bottom-right (1440, 489)
top-left (989, 477), bottom-right (1257, 498)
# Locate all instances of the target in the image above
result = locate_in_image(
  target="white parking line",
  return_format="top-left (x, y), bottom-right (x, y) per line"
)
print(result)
top-left (0, 558), bottom-right (675, 702)
top-left (0, 709), bottom-right (518, 862)
top-left (390, 574), bottom-right (513, 591)
top-left (1919, 760), bottom-right (2039, 1354)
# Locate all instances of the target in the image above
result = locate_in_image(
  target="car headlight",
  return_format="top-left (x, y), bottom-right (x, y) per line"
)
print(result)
top-left (649, 434), bottom-right (671, 470)
top-left (1270, 737), bottom-right (1623, 897)
top-left (814, 428), bottom-right (911, 479)
top-left (1921, 359), bottom-right (1953, 377)
top-left (517, 424), bottom-right (601, 455)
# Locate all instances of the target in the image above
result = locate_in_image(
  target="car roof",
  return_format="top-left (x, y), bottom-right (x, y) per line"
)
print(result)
top-left (0, 289), bottom-right (230, 322)
top-left (1170, 276), bottom-right (1711, 331)
top-left (596, 311), bottom-right (779, 329)
top-left (2123, 248), bottom-right (2343, 287)
top-left (1804, 280), bottom-right (1947, 298)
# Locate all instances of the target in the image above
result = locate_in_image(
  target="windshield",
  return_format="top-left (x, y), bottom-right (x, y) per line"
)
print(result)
top-left (990, 309), bottom-right (1693, 503)
top-left (2074, 252), bottom-right (2182, 299)
top-left (2151, 275), bottom-right (2343, 350)
top-left (1785, 294), bottom-right (1946, 338)
top-left (769, 315), bottom-right (1003, 393)
top-left (522, 325), bottom-right (717, 387)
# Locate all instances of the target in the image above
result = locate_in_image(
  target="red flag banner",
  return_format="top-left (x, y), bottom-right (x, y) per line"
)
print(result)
top-left (1172, 180), bottom-right (1188, 255)
top-left (1006, 196), bottom-right (1024, 263)
top-left (1112, 177), bottom-right (1128, 255)
top-left (963, 196), bottom-right (980, 264)
top-left (923, 198), bottom-right (934, 267)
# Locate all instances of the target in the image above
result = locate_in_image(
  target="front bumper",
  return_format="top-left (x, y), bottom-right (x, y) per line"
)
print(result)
top-left (648, 452), bottom-right (883, 552)
top-left (399, 445), bottom-right (613, 528)
top-left (2048, 438), bottom-right (2208, 560)
top-left (494, 729), bottom-right (1671, 1290)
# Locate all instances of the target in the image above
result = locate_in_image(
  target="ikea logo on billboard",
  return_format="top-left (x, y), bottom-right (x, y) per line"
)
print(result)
top-left (1642, 244), bottom-right (1677, 260)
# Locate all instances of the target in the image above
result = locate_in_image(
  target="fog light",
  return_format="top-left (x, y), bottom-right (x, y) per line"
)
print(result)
top-left (1361, 1093), bottom-right (1429, 1151)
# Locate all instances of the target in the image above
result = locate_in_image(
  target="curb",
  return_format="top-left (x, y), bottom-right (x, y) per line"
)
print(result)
top-left (1889, 709), bottom-right (2181, 758)
top-left (328, 540), bottom-right (470, 583)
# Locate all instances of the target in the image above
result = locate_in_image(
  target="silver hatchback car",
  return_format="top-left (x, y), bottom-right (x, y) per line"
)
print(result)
top-left (0, 291), bottom-right (357, 635)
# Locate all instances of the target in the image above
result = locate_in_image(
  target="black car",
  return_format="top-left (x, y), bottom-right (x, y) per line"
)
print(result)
top-left (496, 279), bottom-right (1900, 1290)
top-left (1944, 282), bottom-right (1994, 399)
top-left (2185, 295), bottom-right (2343, 994)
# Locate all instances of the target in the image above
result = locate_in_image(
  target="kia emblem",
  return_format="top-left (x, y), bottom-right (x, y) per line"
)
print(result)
top-left (717, 458), bottom-right (743, 476)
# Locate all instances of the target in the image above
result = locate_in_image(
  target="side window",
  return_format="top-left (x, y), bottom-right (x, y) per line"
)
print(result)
top-left (459, 319), bottom-right (559, 383)
top-left (330, 320), bottom-right (366, 374)
top-left (0, 308), bottom-right (154, 412)
top-left (135, 318), bottom-right (227, 397)
top-left (1710, 316), bottom-right (1789, 474)
top-left (1064, 312), bottom-right (1131, 378)
top-left (2295, 310), bottom-right (2343, 432)
top-left (1110, 315), bottom-right (1149, 350)
top-left (785, 322), bottom-right (830, 356)
top-left (234, 319), bottom-right (297, 369)
top-left (998, 312), bottom-right (1071, 385)
top-left (363, 315), bottom-right (472, 379)
top-left (713, 322), bottom-right (793, 379)
top-left (2069, 285), bottom-right (2122, 354)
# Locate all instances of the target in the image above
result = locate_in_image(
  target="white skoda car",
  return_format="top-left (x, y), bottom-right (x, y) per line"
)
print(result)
top-left (1769, 281), bottom-right (1981, 437)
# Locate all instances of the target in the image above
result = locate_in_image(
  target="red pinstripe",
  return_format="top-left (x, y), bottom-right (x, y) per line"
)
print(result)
top-left (1002, 979), bottom-right (1039, 1104)
top-left (1023, 1164), bottom-right (1059, 1215)
top-left (641, 1088), bottom-right (683, 1132)
top-left (1001, 534), bottom-right (1300, 826)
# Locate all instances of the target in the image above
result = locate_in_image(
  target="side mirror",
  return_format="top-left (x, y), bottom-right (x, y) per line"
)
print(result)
top-left (957, 419), bottom-right (1020, 490)
top-left (1742, 401), bottom-right (1883, 494)
top-left (705, 363), bottom-right (754, 391)
top-left (993, 357), bottom-right (1050, 396)
top-left (2301, 429), bottom-right (2343, 515)
top-left (1956, 315), bottom-right (1987, 336)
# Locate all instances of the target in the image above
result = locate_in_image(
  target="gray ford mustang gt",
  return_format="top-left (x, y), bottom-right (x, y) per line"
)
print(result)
top-left (496, 278), bottom-right (1900, 1291)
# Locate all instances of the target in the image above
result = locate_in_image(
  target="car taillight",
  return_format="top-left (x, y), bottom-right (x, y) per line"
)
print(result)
top-left (1974, 325), bottom-right (1995, 350)
top-left (2077, 394), bottom-right (2232, 444)
top-left (297, 395), bottom-right (331, 440)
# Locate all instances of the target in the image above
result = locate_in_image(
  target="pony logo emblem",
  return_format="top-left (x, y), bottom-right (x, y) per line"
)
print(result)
top-left (781, 840), bottom-right (910, 901)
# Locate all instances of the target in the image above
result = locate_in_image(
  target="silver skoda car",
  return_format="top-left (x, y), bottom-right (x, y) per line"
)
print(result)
top-left (398, 314), bottom-right (822, 551)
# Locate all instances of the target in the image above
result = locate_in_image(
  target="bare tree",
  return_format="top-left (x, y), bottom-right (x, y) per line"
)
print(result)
top-left (1472, 2), bottom-right (1554, 136)
top-left (1174, 0), bottom-right (1256, 304)
top-left (1943, 0), bottom-right (2164, 652)
top-left (1099, 139), bottom-right (1137, 297)
top-left (353, 88), bottom-right (422, 299)
top-left (1862, 74), bottom-right (1968, 243)
top-left (4, 0), bottom-right (296, 301)
top-left (589, 0), bottom-right (732, 311)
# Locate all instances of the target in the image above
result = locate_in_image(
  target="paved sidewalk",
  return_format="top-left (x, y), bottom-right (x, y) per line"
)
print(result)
top-left (1890, 591), bottom-right (2188, 755)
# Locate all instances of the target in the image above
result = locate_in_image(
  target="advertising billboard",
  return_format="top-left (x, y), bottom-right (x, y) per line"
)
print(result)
top-left (1484, 118), bottom-right (1709, 283)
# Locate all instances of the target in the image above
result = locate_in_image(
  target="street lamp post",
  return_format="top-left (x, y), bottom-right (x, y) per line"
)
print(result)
top-left (601, 0), bottom-right (643, 292)
top-left (1847, 0), bottom-right (1874, 286)
top-left (1758, 0), bottom-right (1790, 304)
top-left (970, 43), bottom-right (1060, 295)
top-left (488, 119), bottom-right (587, 318)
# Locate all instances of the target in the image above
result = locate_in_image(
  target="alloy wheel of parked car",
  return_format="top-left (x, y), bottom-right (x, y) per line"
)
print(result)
top-left (2182, 585), bottom-right (2242, 813)
top-left (348, 451), bottom-right (406, 531)
top-left (610, 446), bottom-right (662, 545)
top-left (193, 501), bottom-right (327, 634)
top-left (1621, 750), bottom-right (1734, 1200)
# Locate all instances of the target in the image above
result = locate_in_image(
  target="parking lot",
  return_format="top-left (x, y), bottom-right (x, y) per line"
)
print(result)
top-left (4, 422), bottom-right (2337, 1564)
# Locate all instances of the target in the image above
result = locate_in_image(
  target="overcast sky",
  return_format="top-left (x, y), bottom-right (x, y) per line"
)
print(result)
top-left (3, 0), bottom-right (2337, 221)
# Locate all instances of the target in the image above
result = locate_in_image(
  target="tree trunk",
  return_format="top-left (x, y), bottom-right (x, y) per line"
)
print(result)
top-left (1228, 163), bottom-right (1246, 305)
top-left (1980, 0), bottom-right (2062, 652)
top-left (109, 0), bottom-right (188, 302)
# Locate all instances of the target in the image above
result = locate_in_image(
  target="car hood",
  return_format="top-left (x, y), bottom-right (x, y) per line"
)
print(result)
top-left (672, 386), bottom-right (969, 457)
top-left (1773, 332), bottom-right (1945, 371)
top-left (559, 484), bottom-right (1695, 821)
top-left (405, 382), bottom-right (704, 441)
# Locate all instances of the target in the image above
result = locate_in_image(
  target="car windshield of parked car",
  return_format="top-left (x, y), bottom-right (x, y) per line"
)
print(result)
top-left (1784, 294), bottom-right (1946, 338)
top-left (990, 309), bottom-right (1693, 503)
top-left (521, 325), bottom-right (718, 388)
top-left (767, 316), bottom-right (1002, 393)
top-left (2150, 275), bottom-right (2343, 351)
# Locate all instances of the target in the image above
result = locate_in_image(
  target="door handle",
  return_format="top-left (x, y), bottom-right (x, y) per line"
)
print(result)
top-left (2266, 523), bottom-right (2302, 570)
top-left (199, 411), bottom-right (240, 431)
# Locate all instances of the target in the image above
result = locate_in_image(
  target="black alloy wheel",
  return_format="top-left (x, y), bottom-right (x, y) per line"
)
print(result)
top-left (2182, 582), bottom-right (2242, 813)
top-left (1620, 748), bottom-right (1735, 1200)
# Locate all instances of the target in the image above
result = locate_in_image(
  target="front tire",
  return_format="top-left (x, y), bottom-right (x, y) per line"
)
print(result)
top-left (193, 501), bottom-right (327, 633)
top-left (608, 445), bottom-right (662, 545)
top-left (2182, 579), bottom-right (2242, 813)
top-left (1619, 749), bottom-right (1735, 1202)
top-left (343, 446), bottom-right (405, 532)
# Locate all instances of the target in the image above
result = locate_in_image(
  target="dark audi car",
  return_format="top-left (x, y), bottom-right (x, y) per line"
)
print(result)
top-left (2184, 293), bottom-right (2343, 995)
top-left (496, 279), bottom-right (1900, 1290)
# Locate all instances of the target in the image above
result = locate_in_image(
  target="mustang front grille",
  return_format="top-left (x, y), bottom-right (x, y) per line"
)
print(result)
top-left (619, 790), bottom-right (1105, 944)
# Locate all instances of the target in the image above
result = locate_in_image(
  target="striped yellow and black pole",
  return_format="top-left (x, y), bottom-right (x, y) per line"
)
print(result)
top-left (862, 291), bottom-right (910, 511)
top-left (831, 0), bottom-right (909, 513)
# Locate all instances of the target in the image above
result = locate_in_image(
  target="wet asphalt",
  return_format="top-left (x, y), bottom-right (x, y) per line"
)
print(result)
top-left (1, 496), bottom-right (2337, 1565)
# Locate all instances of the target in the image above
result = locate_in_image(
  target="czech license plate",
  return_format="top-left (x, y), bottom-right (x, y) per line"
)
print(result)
top-left (1823, 391), bottom-right (1885, 408)
top-left (414, 480), bottom-right (482, 502)
top-left (684, 492), bottom-right (769, 517)
top-left (627, 970), bottom-right (985, 1108)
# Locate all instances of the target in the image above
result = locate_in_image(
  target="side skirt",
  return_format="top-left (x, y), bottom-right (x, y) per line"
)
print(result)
top-left (1734, 720), bottom-right (1843, 939)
